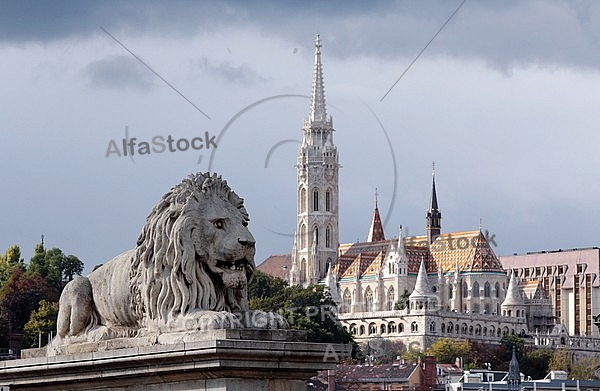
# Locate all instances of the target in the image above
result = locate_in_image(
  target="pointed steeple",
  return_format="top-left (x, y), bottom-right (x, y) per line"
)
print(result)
top-left (502, 270), bottom-right (524, 306)
top-left (426, 162), bottom-right (442, 244)
top-left (410, 258), bottom-right (436, 299)
top-left (367, 189), bottom-right (385, 242)
top-left (507, 347), bottom-right (521, 391)
top-left (309, 34), bottom-right (327, 124)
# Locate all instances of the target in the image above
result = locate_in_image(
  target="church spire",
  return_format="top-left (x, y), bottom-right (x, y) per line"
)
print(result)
top-left (367, 188), bottom-right (385, 242)
top-left (309, 34), bottom-right (327, 124)
top-left (426, 162), bottom-right (442, 244)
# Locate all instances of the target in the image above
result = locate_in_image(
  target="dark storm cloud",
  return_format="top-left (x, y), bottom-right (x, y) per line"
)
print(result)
top-left (3, 1), bottom-right (600, 71)
top-left (192, 57), bottom-right (266, 85)
top-left (83, 55), bottom-right (155, 91)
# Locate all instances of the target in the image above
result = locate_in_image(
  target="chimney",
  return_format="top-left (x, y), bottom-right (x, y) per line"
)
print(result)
top-left (422, 356), bottom-right (437, 389)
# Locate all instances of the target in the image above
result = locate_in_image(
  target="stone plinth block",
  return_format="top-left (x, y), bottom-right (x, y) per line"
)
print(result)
top-left (0, 330), bottom-right (350, 391)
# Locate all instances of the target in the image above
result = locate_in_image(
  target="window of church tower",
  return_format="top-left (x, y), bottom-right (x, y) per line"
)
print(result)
top-left (495, 282), bottom-right (500, 298)
top-left (325, 190), bottom-right (331, 211)
top-left (313, 189), bottom-right (319, 211)
top-left (314, 227), bottom-right (319, 245)
top-left (300, 259), bottom-right (307, 284)
top-left (448, 284), bottom-right (453, 299)
top-left (472, 282), bottom-right (480, 297)
top-left (300, 224), bottom-right (307, 248)
top-left (462, 282), bottom-right (468, 298)
top-left (411, 322), bottom-right (418, 332)
top-left (387, 287), bottom-right (395, 310)
top-left (326, 227), bottom-right (331, 248)
top-left (342, 289), bottom-right (351, 314)
top-left (484, 282), bottom-right (491, 297)
top-left (365, 288), bottom-right (374, 312)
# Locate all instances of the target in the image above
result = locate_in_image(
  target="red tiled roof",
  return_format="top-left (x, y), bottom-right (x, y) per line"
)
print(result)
top-left (257, 253), bottom-right (291, 281)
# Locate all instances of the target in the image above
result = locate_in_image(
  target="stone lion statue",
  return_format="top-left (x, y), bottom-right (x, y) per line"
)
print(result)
top-left (55, 172), bottom-right (287, 344)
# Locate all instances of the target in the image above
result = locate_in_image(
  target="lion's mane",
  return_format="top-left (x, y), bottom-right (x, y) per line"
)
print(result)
top-left (128, 172), bottom-right (254, 326)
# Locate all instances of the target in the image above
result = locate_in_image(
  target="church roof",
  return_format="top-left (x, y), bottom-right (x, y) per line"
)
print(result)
top-left (367, 206), bottom-right (386, 242)
top-left (257, 253), bottom-right (291, 281)
top-left (424, 230), bottom-right (504, 274)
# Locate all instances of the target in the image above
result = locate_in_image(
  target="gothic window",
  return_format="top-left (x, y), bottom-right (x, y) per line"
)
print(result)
top-left (388, 322), bottom-right (397, 333)
top-left (342, 289), bottom-right (352, 313)
top-left (484, 303), bottom-right (490, 315)
top-left (462, 282), bottom-right (468, 298)
top-left (387, 287), bottom-right (395, 311)
top-left (364, 287), bottom-right (374, 312)
top-left (325, 190), bottom-right (331, 211)
top-left (472, 282), bottom-right (480, 297)
top-left (411, 322), bottom-right (418, 332)
top-left (495, 282), bottom-right (500, 298)
top-left (369, 323), bottom-right (376, 335)
top-left (325, 227), bottom-right (331, 248)
top-left (313, 189), bottom-right (319, 211)
top-left (429, 322), bottom-right (436, 332)
top-left (349, 324), bottom-right (357, 335)
top-left (398, 323), bottom-right (404, 333)
top-left (380, 324), bottom-right (386, 334)
top-left (359, 325), bottom-right (365, 335)
top-left (314, 227), bottom-right (319, 246)
top-left (484, 282), bottom-right (491, 297)
top-left (448, 284), bottom-right (453, 299)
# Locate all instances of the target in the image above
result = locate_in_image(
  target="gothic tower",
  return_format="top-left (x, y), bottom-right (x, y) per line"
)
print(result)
top-left (291, 35), bottom-right (340, 286)
top-left (426, 164), bottom-right (442, 245)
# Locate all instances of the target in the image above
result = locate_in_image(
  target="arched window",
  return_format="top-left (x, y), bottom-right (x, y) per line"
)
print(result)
top-left (472, 303), bottom-right (480, 313)
top-left (472, 281), bottom-right (480, 297)
top-left (429, 322), bottom-right (436, 332)
top-left (495, 282), bottom-right (500, 298)
top-left (380, 324), bottom-right (386, 334)
top-left (342, 289), bottom-right (352, 313)
top-left (325, 227), bottom-right (331, 248)
top-left (349, 324), bottom-right (357, 335)
top-left (325, 190), bottom-right (331, 211)
top-left (448, 284), bottom-right (453, 299)
top-left (398, 323), bottom-right (404, 333)
top-left (484, 282), bottom-right (491, 297)
top-left (364, 287), bottom-right (374, 312)
top-left (388, 322), bottom-right (397, 333)
top-left (313, 189), bottom-right (319, 211)
top-left (463, 282), bottom-right (469, 298)
top-left (313, 227), bottom-right (319, 246)
top-left (484, 303), bottom-right (490, 315)
top-left (387, 287), bottom-right (395, 311)
top-left (359, 325), bottom-right (365, 335)
top-left (411, 322), bottom-right (418, 332)
top-left (368, 323), bottom-right (376, 335)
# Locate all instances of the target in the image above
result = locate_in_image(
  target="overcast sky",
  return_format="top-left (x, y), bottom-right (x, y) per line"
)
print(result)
top-left (2, 1), bottom-right (600, 273)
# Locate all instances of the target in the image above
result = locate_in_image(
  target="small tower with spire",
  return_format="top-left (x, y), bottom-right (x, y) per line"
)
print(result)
top-left (501, 270), bottom-right (526, 319)
top-left (507, 347), bottom-right (521, 391)
top-left (367, 189), bottom-right (386, 242)
top-left (409, 258), bottom-right (438, 313)
top-left (426, 162), bottom-right (442, 245)
top-left (293, 34), bottom-right (340, 286)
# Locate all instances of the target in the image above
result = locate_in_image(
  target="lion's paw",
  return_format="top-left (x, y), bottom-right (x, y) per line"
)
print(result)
top-left (184, 310), bottom-right (243, 330)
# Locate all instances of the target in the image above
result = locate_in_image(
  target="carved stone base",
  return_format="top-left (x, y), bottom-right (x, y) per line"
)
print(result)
top-left (0, 330), bottom-right (349, 391)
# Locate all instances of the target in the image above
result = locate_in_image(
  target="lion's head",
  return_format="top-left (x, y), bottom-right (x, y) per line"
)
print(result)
top-left (129, 172), bottom-right (256, 324)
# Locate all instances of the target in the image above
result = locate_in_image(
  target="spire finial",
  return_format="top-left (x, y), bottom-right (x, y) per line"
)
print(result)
top-left (432, 161), bottom-right (436, 176)
top-left (308, 34), bottom-right (327, 124)
top-left (375, 188), bottom-right (379, 209)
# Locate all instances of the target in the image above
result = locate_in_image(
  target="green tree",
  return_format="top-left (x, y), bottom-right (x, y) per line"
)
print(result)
top-left (0, 245), bottom-right (25, 288)
top-left (426, 338), bottom-right (471, 364)
top-left (569, 356), bottom-right (600, 380)
top-left (248, 271), bottom-right (355, 353)
top-left (501, 335), bottom-right (525, 361)
top-left (548, 349), bottom-right (571, 372)
top-left (521, 348), bottom-right (553, 380)
top-left (28, 244), bottom-right (83, 292)
top-left (394, 289), bottom-right (410, 310)
top-left (22, 300), bottom-right (59, 349)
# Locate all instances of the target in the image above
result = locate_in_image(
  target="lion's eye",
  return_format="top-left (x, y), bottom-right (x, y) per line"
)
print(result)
top-left (213, 219), bottom-right (225, 229)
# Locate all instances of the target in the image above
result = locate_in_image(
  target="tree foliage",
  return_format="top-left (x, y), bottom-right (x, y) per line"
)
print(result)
top-left (248, 271), bottom-right (355, 349)
top-left (0, 245), bottom-right (25, 288)
top-left (22, 300), bottom-right (59, 349)
top-left (27, 244), bottom-right (83, 292)
top-left (521, 348), bottom-right (553, 380)
top-left (426, 338), bottom-right (471, 364)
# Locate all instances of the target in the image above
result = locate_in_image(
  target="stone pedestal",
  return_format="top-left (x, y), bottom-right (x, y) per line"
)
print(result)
top-left (0, 329), bottom-right (349, 391)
